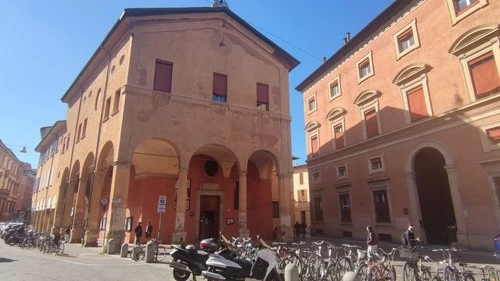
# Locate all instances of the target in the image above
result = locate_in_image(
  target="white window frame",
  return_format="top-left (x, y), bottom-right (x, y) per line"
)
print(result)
top-left (307, 92), bottom-right (318, 114)
top-left (392, 19), bottom-right (421, 60)
top-left (356, 51), bottom-right (374, 83)
top-left (399, 75), bottom-right (433, 124)
top-left (368, 155), bottom-right (385, 174)
top-left (328, 74), bottom-right (342, 101)
top-left (336, 165), bottom-right (348, 179)
top-left (479, 122), bottom-right (500, 152)
top-left (445, 0), bottom-right (488, 26)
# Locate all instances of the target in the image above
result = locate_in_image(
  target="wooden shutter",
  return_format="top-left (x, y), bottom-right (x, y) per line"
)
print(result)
top-left (397, 28), bottom-right (413, 40)
top-left (334, 124), bottom-right (344, 149)
top-left (154, 60), bottom-right (173, 92)
top-left (213, 73), bottom-right (228, 96)
top-left (311, 135), bottom-right (319, 156)
top-left (257, 83), bottom-right (269, 104)
top-left (364, 108), bottom-right (379, 138)
top-left (299, 172), bottom-right (303, 184)
top-left (407, 85), bottom-right (428, 122)
top-left (468, 52), bottom-right (500, 96)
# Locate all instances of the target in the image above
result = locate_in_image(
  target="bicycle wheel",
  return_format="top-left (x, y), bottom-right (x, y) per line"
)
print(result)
top-left (422, 269), bottom-right (432, 281)
top-left (368, 266), bottom-right (381, 281)
top-left (383, 266), bottom-right (396, 281)
top-left (303, 253), bottom-right (324, 281)
top-left (336, 257), bottom-right (353, 281)
top-left (155, 246), bottom-right (167, 262)
top-left (404, 263), bottom-right (417, 281)
top-left (279, 252), bottom-right (304, 281)
top-left (56, 242), bottom-right (65, 255)
top-left (356, 262), bottom-right (368, 281)
top-left (444, 266), bottom-right (458, 281)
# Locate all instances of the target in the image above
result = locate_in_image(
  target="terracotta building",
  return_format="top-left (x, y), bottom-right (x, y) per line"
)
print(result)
top-left (292, 164), bottom-right (311, 236)
top-left (296, 0), bottom-right (499, 250)
top-left (0, 140), bottom-right (35, 222)
top-left (31, 6), bottom-right (299, 249)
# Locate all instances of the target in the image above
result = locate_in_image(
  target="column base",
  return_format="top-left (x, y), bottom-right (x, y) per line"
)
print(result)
top-left (172, 231), bottom-right (187, 245)
top-left (84, 230), bottom-right (99, 247)
top-left (70, 229), bottom-right (83, 243)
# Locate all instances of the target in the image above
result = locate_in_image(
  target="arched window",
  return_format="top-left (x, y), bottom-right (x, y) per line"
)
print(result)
top-left (354, 90), bottom-right (381, 139)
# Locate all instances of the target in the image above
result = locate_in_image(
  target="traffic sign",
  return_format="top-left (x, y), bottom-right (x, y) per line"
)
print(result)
top-left (157, 195), bottom-right (167, 213)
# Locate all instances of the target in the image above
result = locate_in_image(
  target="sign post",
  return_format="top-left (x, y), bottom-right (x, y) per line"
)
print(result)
top-left (157, 195), bottom-right (166, 240)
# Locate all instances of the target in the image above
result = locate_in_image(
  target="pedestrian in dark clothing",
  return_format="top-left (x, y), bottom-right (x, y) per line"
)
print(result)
top-left (366, 225), bottom-right (379, 259)
top-left (294, 222), bottom-right (301, 241)
top-left (402, 223), bottom-right (420, 248)
top-left (145, 221), bottom-right (153, 241)
top-left (301, 222), bottom-right (307, 238)
top-left (134, 222), bottom-right (143, 245)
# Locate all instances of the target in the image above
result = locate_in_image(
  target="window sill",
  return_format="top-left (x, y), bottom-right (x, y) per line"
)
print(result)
top-left (357, 73), bottom-right (374, 84)
top-left (111, 110), bottom-right (119, 116)
top-left (329, 94), bottom-right (342, 102)
top-left (396, 45), bottom-right (419, 61)
top-left (103, 117), bottom-right (110, 123)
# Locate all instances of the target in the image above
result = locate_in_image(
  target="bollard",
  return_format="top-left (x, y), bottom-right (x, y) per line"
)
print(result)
top-left (131, 246), bottom-right (141, 261)
top-left (342, 271), bottom-right (360, 281)
top-left (120, 243), bottom-right (129, 258)
top-left (284, 263), bottom-right (299, 281)
top-left (145, 240), bottom-right (155, 263)
top-left (107, 238), bottom-right (117, 255)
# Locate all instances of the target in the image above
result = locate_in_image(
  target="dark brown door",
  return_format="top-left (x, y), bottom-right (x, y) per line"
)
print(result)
top-left (199, 195), bottom-right (219, 239)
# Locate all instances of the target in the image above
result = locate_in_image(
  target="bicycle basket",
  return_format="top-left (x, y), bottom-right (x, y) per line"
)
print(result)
top-left (399, 248), bottom-right (417, 261)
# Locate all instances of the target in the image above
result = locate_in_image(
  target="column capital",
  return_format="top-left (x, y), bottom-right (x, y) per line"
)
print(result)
top-left (179, 167), bottom-right (188, 173)
top-left (239, 171), bottom-right (247, 177)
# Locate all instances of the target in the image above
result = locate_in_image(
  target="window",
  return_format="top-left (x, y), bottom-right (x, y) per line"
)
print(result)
top-left (333, 123), bottom-right (345, 149)
top-left (154, 60), bottom-right (173, 92)
top-left (364, 108), bottom-right (379, 138)
top-left (368, 156), bottom-right (385, 174)
top-left (393, 20), bottom-right (420, 59)
top-left (310, 134), bottom-right (319, 157)
top-left (272, 201), bottom-right (279, 218)
top-left (445, 0), bottom-right (487, 25)
top-left (257, 83), bottom-right (269, 111)
top-left (82, 118), bottom-right (87, 139)
top-left (299, 172), bottom-right (304, 185)
top-left (313, 196), bottom-right (324, 222)
top-left (480, 123), bottom-right (500, 152)
top-left (312, 171), bottom-right (321, 184)
top-left (329, 75), bottom-right (341, 100)
top-left (113, 88), bottom-right (120, 113)
top-left (297, 189), bottom-right (308, 202)
top-left (307, 94), bottom-right (317, 113)
top-left (213, 72), bottom-right (227, 102)
top-left (95, 88), bottom-right (101, 111)
top-left (468, 52), bottom-right (500, 97)
top-left (104, 97), bottom-right (111, 119)
top-left (406, 85), bottom-right (428, 122)
top-left (449, 25), bottom-right (500, 102)
top-left (373, 190), bottom-right (391, 223)
top-left (486, 127), bottom-right (500, 144)
top-left (339, 194), bottom-right (352, 222)
top-left (66, 134), bottom-right (70, 151)
top-left (233, 181), bottom-right (239, 210)
top-left (356, 52), bottom-right (374, 83)
top-left (337, 165), bottom-right (347, 179)
top-left (77, 124), bottom-right (82, 142)
top-left (327, 108), bottom-right (347, 149)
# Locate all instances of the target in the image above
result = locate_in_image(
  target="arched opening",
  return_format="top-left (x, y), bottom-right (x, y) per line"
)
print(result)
top-left (414, 147), bottom-right (457, 244)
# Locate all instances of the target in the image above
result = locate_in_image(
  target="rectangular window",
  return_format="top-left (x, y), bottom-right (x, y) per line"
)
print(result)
top-left (407, 85), bottom-right (428, 122)
top-left (113, 89), bottom-right (120, 113)
top-left (104, 97), bottom-right (111, 119)
top-left (297, 189), bottom-right (307, 202)
top-left (373, 190), bottom-right (391, 223)
top-left (364, 108), bottom-right (379, 138)
top-left (487, 127), bottom-right (500, 144)
top-left (82, 118), bottom-right (88, 139)
top-left (455, 0), bottom-right (478, 13)
top-left (233, 181), bottom-right (239, 210)
top-left (77, 124), bottom-right (82, 142)
top-left (359, 58), bottom-right (371, 78)
top-left (311, 135), bottom-right (319, 156)
top-left (272, 201), bottom-right (279, 218)
top-left (313, 197), bottom-right (324, 222)
top-left (334, 124), bottom-right (345, 149)
top-left (330, 81), bottom-right (340, 98)
top-left (370, 157), bottom-right (383, 171)
top-left (257, 83), bottom-right (269, 111)
top-left (339, 194), bottom-right (352, 222)
top-left (468, 51), bottom-right (500, 97)
top-left (66, 134), bottom-right (70, 151)
top-left (154, 60), bottom-right (173, 92)
top-left (308, 96), bottom-right (317, 112)
top-left (312, 171), bottom-right (321, 184)
top-left (337, 165), bottom-right (347, 178)
top-left (299, 172), bottom-right (304, 184)
top-left (213, 72), bottom-right (228, 102)
top-left (398, 29), bottom-right (415, 53)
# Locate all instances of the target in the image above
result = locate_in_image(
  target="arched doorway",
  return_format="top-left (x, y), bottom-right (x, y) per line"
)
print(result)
top-left (414, 147), bottom-right (457, 244)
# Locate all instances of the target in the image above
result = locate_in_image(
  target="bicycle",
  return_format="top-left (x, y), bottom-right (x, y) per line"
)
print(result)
top-left (400, 247), bottom-right (433, 281)
top-left (337, 244), bottom-right (368, 281)
top-left (358, 247), bottom-right (397, 281)
top-left (152, 239), bottom-right (167, 262)
top-left (130, 244), bottom-right (146, 261)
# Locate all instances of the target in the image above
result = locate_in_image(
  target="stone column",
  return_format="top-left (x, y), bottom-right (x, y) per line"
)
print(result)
top-left (405, 172), bottom-right (425, 236)
top-left (84, 171), bottom-right (105, 247)
top-left (52, 182), bottom-right (69, 235)
top-left (278, 172), bottom-right (293, 242)
top-left (172, 167), bottom-right (188, 244)
top-left (445, 165), bottom-right (467, 246)
top-left (104, 161), bottom-right (131, 252)
top-left (237, 171), bottom-right (249, 238)
top-left (71, 177), bottom-right (87, 243)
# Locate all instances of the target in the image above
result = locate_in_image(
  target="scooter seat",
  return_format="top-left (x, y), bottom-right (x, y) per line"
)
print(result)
top-left (234, 259), bottom-right (253, 271)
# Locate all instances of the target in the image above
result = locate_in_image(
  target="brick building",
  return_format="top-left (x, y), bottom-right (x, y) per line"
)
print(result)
top-left (292, 164), bottom-right (311, 236)
top-left (296, 0), bottom-right (499, 249)
top-left (31, 6), bottom-right (299, 248)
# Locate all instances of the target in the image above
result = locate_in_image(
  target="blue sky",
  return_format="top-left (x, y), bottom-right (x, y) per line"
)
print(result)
top-left (0, 0), bottom-right (393, 169)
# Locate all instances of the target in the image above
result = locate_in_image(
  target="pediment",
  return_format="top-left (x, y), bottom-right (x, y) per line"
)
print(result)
top-left (354, 90), bottom-right (380, 106)
top-left (449, 24), bottom-right (499, 55)
top-left (305, 121), bottom-right (321, 132)
top-left (393, 63), bottom-right (431, 85)
top-left (326, 108), bottom-right (347, 121)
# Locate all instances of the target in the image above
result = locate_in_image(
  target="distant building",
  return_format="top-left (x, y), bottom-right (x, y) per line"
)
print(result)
top-left (296, 0), bottom-right (500, 250)
top-left (31, 6), bottom-right (299, 247)
top-left (292, 164), bottom-right (311, 236)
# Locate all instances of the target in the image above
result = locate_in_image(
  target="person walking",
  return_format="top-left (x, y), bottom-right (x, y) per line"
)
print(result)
top-left (134, 222), bottom-right (143, 245)
top-left (145, 221), bottom-right (153, 242)
top-left (366, 225), bottom-right (379, 259)
top-left (402, 223), bottom-right (420, 248)
top-left (65, 225), bottom-right (71, 243)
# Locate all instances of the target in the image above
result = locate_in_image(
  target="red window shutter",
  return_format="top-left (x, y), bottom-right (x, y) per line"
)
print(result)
top-left (299, 172), bottom-right (303, 184)
top-left (407, 85), bottom-right (428, 122)
top-left (468, 52), bottom-right (500, 96)
top-left (364, 108), bottom-right (379, 138)
top-left (397, 28), bottom-right (413, 40)
top-left (213, 73), bottom-right (228, 96)
top-left (311, 136), bottom-right (319, 156)
top-left (487, 127), bottom-right (500, 143)
top-left (334, 124), bottom-right (344, 149)
top-left (359, 58), bottom-right (369, 69)
top-left (154, 60), bottom-right (173, 92)
top-left (257, 83), bottom-right (269, 103)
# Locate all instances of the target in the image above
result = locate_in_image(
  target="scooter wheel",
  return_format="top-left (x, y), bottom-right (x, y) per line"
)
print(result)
top-left (173, 268), bottom-right (190, 281)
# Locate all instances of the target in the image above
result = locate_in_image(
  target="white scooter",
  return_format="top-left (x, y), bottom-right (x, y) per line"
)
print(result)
top-left (202, 235), bottom-right (283, 281)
